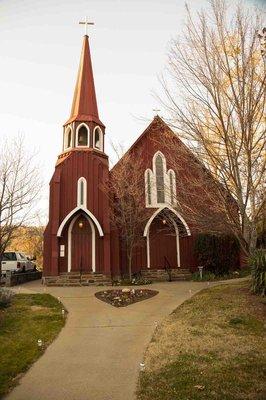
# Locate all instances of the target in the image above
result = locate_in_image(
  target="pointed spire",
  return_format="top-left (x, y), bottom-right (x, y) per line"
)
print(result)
top-left (65, 35), bottom-right (104, 126)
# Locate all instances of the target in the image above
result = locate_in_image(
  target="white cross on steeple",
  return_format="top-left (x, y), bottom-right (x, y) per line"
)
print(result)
top-left (79, 16), bottom-right (94, 36)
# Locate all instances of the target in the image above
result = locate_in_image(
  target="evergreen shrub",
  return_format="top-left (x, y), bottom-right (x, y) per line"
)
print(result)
top-left (194, 234), bottom-right (240, 275)
top-left (249, 249), bottom-right (266, 296)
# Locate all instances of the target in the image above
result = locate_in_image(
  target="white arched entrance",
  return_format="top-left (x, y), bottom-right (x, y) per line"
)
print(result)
top-left (143, 206), bottom-right (190, 269)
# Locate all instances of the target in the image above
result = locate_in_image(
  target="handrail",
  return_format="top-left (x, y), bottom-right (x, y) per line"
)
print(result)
top-left (164, 256), bottom-right (171, 270)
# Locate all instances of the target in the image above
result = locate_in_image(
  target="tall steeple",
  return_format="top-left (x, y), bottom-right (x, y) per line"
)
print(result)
top-left (64, 35), bottom-right (104, 127)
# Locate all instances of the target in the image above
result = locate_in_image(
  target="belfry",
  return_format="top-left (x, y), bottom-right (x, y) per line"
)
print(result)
top-left (43, 33), bottom-right (111, 279)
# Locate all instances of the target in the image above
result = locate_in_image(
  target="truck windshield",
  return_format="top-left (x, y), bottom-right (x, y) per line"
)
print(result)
top-left (2, 252), bottom-right (17, 261)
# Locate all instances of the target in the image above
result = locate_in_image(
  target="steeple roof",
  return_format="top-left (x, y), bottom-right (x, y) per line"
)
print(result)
top-left (64, 35), bottom-right (104, 126)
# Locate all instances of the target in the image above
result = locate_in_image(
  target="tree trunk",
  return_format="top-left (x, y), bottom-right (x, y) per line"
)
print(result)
top-left (249, 226), bottom-right (258, 255)
top-left (127, 249), bottom-right (133, 281)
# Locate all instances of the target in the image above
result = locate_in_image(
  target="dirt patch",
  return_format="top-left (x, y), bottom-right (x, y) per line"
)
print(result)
top-left (95, 288), bottom-right (158, 307)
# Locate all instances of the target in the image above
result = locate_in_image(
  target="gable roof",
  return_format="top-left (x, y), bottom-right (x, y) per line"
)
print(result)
top-left (110, 116), bottom-right (236, 206)
top-left (111, 115), bottom-right (176, 171)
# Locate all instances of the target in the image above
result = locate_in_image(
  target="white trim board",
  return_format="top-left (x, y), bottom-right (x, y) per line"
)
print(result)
top-left (143, 206), bottom-right (191, 237)
top-left (57, 206), bottom-right (104, 237)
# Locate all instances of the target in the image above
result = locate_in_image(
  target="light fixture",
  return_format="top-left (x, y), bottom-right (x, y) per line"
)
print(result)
top-left (140, 362), bottom-right (145, 371)
top-left (162, 219), bottom-right (167, 225)
top-left (78, 221), bottom-right (84, 228)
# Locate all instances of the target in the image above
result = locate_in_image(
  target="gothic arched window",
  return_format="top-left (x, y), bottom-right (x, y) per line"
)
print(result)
top-left (77, 125), bottom-right (88, 146)
top-left (80, 180), bottom-right (84, 205)
top-left (155, 154), bottom-right (165, 203)
top-left (77, 177), bottom-right (87, 207)
top-left (145, 152), bottom-right (176, 208)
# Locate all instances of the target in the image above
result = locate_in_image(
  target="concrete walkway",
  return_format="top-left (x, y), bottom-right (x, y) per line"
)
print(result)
top-left (5, 280), bottom-right (210, 400)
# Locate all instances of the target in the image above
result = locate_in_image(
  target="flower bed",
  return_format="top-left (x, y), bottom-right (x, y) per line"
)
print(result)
top-left (95, 288), bottom-right (158, 307)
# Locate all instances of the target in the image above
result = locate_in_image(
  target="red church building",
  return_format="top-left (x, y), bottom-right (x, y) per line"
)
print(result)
top-left (43, 34), bottom-right (235, 285)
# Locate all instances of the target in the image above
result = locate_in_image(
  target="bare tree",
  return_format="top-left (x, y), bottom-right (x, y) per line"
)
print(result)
top-left (161, 0), bottom-right (266, 255)
top-left (7, 224), bottom-right (45, 268)
top-left (106, 150), bottom-right (148, 280)
top-left (0, 136), bottom-right (41, 271)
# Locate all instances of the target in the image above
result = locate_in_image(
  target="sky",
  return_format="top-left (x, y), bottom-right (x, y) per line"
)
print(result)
top-left (0, 0), bottom-right (265, 222)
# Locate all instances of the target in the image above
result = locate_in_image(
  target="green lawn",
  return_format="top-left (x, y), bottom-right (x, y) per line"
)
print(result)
top-left (0, 293), bottom-right (65, 397)
top-left (137, 281), bottom-right (265, 400)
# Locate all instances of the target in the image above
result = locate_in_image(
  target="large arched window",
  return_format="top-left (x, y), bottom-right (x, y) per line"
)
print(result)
top-left (144, 152), bottom-right (177, 207)
top-left (93, 126), bottom-right (103, 151)
top-left (77, 125), bottom-right (88, 146)
top-left (155, 154), bottom-right (165, 203)
top-left (77, 177), bottom-right (87, 207)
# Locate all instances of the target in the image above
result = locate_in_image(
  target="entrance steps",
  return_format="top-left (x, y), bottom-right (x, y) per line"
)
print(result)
top-left (43, 269), bottom-right (192, 286)
top-left (141, 268), bottom-right (191, 282)
top-left (43, 272), bottom-right (112, 287)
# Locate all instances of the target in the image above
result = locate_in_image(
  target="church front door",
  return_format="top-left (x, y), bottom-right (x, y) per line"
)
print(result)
top-left (71, 215), bottom-right (92, 272)
top-left (149, 216), bottom-right (178, 269)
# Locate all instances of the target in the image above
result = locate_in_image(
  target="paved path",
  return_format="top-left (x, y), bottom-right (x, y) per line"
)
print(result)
top-left (5, 280), bottom-right (210, 400)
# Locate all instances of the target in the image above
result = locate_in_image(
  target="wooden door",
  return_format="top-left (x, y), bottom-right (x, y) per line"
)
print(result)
top-left (150, 217), bottom-right (177, 269)
top-left (71, 216), bottom-right (92, 272)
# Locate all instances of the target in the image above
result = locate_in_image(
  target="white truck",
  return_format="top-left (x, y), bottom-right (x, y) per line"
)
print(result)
top-left (1, 252), bottom-right (36, 275)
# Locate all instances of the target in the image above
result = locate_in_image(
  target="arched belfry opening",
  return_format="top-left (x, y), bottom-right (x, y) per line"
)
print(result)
top-left (64, 126), bottom-right (73, 150)
top-left (77, 124), bottom-right (89, 146)
top-left (93, 126), bottom-right (103, 151)
top-left (144, 207), bottom-right (190, 269)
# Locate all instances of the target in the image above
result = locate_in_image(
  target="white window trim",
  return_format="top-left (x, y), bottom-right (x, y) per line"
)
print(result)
top-left (143, 206), bottom-right (191, 237)
top-left (145, 168), bottom-right (153, 206)
top-left (76, 122), bottom-right (90, 147)
top-left (64, 126), bottom-right (73, 151)
top-left (77, 177), bottom-right (87, 208)
top-left (152, 150), bottom-right (167, 175)
top-left (93, 126), bottom-right (103, 151)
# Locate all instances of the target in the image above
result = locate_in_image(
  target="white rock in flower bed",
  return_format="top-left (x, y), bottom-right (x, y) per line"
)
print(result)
top-left (122, 288), bottom-right (131, 293)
